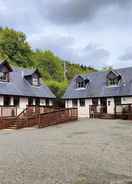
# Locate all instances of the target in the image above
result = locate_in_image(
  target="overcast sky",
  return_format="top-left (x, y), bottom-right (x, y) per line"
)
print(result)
top-left (0, 0), bottom-right (132, 69)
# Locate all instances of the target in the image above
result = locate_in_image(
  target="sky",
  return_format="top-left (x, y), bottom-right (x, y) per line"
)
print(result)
top-left (0, 0), bottom-right (132, 69)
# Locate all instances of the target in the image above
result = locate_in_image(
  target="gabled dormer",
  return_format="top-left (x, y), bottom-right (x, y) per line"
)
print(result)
top-left (106, 70), bottom-right (121, 86)
top-left (75, 75), bottom-right (89, 89)
top-left (0, 60), bottom-right (13, 82)
top-left (24, 69), bottom-right (41, 86)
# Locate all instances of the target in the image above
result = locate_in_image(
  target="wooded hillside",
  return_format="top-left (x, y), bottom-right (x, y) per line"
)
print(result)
top-left (0, 27), bottom-right (97, 100)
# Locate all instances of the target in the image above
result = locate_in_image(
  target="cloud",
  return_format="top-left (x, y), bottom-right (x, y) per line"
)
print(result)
top-left (29, 33), bottom-right (110, 67)
top-left (119, 47), bottom-right (132, 61)
top-left (74, 43), bottom-right (110, 67)
top-left (44, 0), bottom-right (132, 25)
top-left (29, 33), bottom-right (76, 61)
top-left (0, 0), bottom-right (132, 69)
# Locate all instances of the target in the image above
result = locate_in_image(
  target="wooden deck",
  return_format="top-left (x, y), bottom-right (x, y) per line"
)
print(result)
top-left (0, 107), bottom-right (78, 129)
top-left (89, 104), bottom-right (132, 120)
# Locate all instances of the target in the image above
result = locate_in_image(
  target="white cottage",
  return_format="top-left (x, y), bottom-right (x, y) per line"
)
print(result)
top-left (63, 68), bottom-right (132, 118)
top-left (0, 60), bottom-right (55, 116)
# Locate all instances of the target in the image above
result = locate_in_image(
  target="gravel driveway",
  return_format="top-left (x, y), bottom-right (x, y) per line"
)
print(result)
top-left (0, 119), bottom-right (132, 184)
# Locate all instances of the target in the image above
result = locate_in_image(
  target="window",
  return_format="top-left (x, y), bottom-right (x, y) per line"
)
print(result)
top-left (79, 99), bottom-right (85, 107)
top-left (28, 97), bottom-right (34, 106)
top-left (35, 98), bottom-right (40, 106)
top-left (72, 99), bottom-right (78, 107)
top-left (4, 96), bottom-right (11, 106)
top-left (107, 78), bottom-right (119, 86)
top-left (0, 72), bottom-right (9, 82)
top-left (46, 99), bottom-right (49, 106)
top-left (77, 81), bottom-right (85, 88)
top-left (32, 77), bottom-right (39, 86)
top-left (92, 98), bottom-right (98, 106)
top-left (14, 96), bottom-right (20, 106)
top-left (108, 101), bottom-right (111, 106)
top-left (115, 97), bottom-right (121, 105)
top-left (32, 75), bottom-right (40, 86)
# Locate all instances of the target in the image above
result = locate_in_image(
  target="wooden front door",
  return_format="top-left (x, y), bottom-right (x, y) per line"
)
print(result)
top-left (100, 98), bottom-right (107, 113)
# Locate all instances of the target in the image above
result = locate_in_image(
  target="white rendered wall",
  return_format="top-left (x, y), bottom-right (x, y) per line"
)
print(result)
top-left (107, 98), bottom-right (115, 114)
top-left (40, 99), bottom-right (46, 106)
top-left (65, 100), bottom-right (72, 108)
top-left (49, 99), bottom-right (53, 106)
top-left (17, 97), bottom-right (28, 115)
top-left (65, 99), bottom-right (92, 118)
top-left (10, 97), bottom-right (14, 106)
top-left (78, 99), bottom-right (92, 118)
top-left (0, 96), bottom-right (3, 106)
top-left (121, 97), bottom-right (132, 104)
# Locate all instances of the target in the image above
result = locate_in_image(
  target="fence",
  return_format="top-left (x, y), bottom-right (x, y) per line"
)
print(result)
top-left (15, 108), bottom-right (78, 129)
top-left (0, 107), bottom-right (17, 117)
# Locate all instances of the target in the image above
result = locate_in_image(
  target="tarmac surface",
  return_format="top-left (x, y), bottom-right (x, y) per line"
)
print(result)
top-left (0, 118), bottom-right (132, 184)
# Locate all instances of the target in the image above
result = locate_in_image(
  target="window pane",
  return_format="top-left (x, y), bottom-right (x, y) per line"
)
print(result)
top-left (28, 97), bottom-right (34, 106)
top-left (77, 81), bottom-right (85, 88)
top-left (115, 97), bottom-right (121, 105)
top-left (0, 72), bottom-right (8, 81)
top-left (72, 99), bottom-right (78, 107)
top-left (35, 98), bottom-right (40, 106)
top-left (80, 99), bottom-right (85, 106)
top-left (14, 96), bottom-right (20, 106)
top-left (46, 99), bottom-right (49, 106)
top-left (4, 96), bottom-right (11, 106)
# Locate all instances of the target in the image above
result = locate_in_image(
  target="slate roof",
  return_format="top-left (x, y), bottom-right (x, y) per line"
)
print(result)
top-left (0, 67), bottom-right (55, 98)
top-left (63, 67), bottom-right (132, 99)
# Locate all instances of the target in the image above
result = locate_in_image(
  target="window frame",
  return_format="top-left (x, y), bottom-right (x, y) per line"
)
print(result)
top-left (4, 96), bottom-right (11, 106)
top-left (0, 72), bottom-right (9, 82)
top-left (14, 96), bottom-right (20, 107)
top-left (46, 99), bottom-right (49, 106)
top-left (35, 98), bottom-right (40, 106)
top-left (107, 78), bottom-right (120, 86)
top-left (79, 99), bottom-right (85, 107)
top-left (72, 99), bottom-right (78, 107)
top-left (76, 81), bottom-right (86, 88)
top-left (28, 97), bottom-right (34, 106)
top-left (32, 77), bottom-right (39, 86)
top-left (114, 97), bottom-right (121, 105)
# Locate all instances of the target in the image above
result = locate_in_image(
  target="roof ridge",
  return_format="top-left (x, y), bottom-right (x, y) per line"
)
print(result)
top-left (80, 66), bottom-right (132, 78)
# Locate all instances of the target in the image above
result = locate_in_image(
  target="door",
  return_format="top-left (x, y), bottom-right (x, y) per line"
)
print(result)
top-left (100, 98), bottom-right (107, 113)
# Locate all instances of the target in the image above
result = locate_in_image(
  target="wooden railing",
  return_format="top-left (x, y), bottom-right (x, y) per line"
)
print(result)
top-left (0, 107), bottom-right (17, 117)
top-left (15, 108), bottom-right (78, 129)
top-left (38, 108), bottom-right (78, 128)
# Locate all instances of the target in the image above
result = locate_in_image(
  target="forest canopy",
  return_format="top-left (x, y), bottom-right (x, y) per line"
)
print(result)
top-left (0, 27), bottom-right (97, 99)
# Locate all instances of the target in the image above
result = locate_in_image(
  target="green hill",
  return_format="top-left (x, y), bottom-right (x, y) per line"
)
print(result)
top-left (0, 27), bottom-right (97, 101)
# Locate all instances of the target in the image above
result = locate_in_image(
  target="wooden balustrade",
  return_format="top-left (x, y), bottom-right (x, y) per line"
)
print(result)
top-left (38, 108), bottom-right (78, 128)
top-left (0, 107), bottom-right (17, 117)
top-left (15, 108), bottom-right (78, 129)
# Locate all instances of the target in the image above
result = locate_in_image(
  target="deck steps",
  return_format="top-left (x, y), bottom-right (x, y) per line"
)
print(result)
top-left (8, 124), bottom-right (17, 129)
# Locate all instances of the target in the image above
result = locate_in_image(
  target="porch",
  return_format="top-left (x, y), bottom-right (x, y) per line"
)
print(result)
top-left (89, 104), bottom-right (132, 120)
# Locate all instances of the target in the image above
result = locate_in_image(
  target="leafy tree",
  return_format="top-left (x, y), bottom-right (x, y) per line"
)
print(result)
top-left (0, 27), bottom-right (97, 99)
top-left (0, 27), bottom-right (32, 67)
top-left (32, 50), bottom-right (64, 81)
top-left (45, 80), bottom-right (68, 106)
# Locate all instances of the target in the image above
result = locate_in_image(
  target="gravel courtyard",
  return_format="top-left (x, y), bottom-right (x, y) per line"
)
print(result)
top-left (0, 119), bottom-right (132, 184)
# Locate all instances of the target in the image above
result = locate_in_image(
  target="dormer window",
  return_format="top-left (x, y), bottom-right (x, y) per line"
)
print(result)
top-left (106, 71), bottom-right (121, 86)
top-left (77, 81), bottom-right (85, 88)
top-left (0, 72), bottom-right (9, 82)
top-left (32, 76), bottom-right (39, 86)
top-left (107, 78), bottom-right (119, 86)
top-left (24, 69), bottom-right (41, 86)
top-left (0, 60), bottom-right (12, 82)
top-left (76, 76), bottom-right (89, 89)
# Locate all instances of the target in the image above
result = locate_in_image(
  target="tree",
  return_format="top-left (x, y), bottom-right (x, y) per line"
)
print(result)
top-left (0, 27), bottom-right (32, 67)
top-left (32, 50), bottom-right (64, 82)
